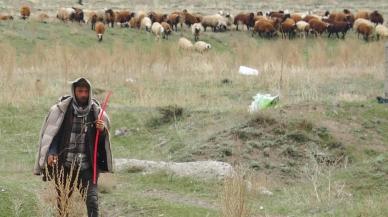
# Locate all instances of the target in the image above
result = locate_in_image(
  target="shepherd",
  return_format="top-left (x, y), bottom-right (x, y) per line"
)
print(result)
top-left (33, 77), bottom-right (113, 217)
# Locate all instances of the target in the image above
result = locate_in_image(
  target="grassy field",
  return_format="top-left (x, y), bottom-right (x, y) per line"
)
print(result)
top-left (1, 1), bottom-right (388, 216)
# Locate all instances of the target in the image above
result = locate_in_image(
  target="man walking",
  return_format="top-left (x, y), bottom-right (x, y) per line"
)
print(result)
top-left (34, 77), bottom-right (113, 217)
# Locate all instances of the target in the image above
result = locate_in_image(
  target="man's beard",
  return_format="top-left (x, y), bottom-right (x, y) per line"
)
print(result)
top-left (76, 97), bottom-right (88, 107)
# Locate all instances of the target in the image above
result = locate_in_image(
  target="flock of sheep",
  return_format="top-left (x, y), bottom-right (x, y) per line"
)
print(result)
top-left (1, 5), bottom-right (388, 52)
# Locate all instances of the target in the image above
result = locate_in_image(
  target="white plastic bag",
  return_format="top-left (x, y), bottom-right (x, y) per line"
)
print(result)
top-left (239, 66), bottom-right (259, 76)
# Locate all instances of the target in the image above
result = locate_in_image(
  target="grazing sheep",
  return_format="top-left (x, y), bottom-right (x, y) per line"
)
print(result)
top-left (370, 10), bottom-right (384, 25)
top-left (296, 20), bottom-right (310, 38)
top-left (167, 13), bottom-right (181, 31)
top-left (178, 37), bottom-right (194, 50)
top-left (90, 10), bottom-right (107, 30)
top-left (194, 41), bottom-right (211, 53)
top-left (95, 22), bottom-right (106, 42)
top-left (140, 17), bottom-right (152, 31)
top-left (252, 20), bottom-right (277, 39)
top-left (57, 7), bottom-right (75, 22)
top-left (281, 18), bottom-right (296, 39)
top-left (234, 12), bottom-right (255, 31)
top-left (375, 24), bottom-right (388, 40)
top-left (183, 10), bottom-right (202, 27)
top-left (353, 18), bottom-right (374, 38)
top-left (115, 11), bottom-right (135, 27)
top-left (290, 14), bottom-right (302, 23)
top-left (70, 7), bottom-right (84, 23)
top-left (327, 21), bottom-right (352, 39)
top-left (309, 19), bottom-right (328, 37)
top-left (105, 9), bottom-right (115, 27)
top-left (202, 14), bottom-right (227, 32)
top-left (148, 12), bottom-right (167, 23)
top-left (130, 12), bottom-right (146, 29)
top-left (171, 11), bottom-right (185, 29)
top-left (327, 11), bottom-right (354, 24)
top-left (357, 23), bottom-right (374, 41)
top-left (268, 11), bottom-right (285, 20)
top-left (355, 10), bottom-right (369, 20)
top-left (303, 14), bottom-right (321, 22)
top-left (161, 22), bottom-right (172, 39)
top-left (0, 15), bottom-right (14, 21)
top-left (20, 5), bottom-right (31, 20)
top-left (151, 22), bottom-right (164, 40)
top-left (83, 9), bottom-right (94, 23)
top-left (191, 23), bottom-right (204, 41)
top-left (223, 13), bottom-right (234, 30)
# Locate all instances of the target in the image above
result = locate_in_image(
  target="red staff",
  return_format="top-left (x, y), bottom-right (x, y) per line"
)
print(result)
top-left (93, 91), bottom-right (112, 184)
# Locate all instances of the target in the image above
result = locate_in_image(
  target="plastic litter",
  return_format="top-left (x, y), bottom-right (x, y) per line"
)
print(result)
top-left (239, 66), bottom-right (259, 76)
top-left (249, 93), bottom-right (279, 113)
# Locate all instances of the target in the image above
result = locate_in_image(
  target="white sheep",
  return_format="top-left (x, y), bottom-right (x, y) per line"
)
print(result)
top-left (83, 9), bottom-right (94, 23)
top-left (296, 20), bottom-right (310, 38)
top-left (141, 17), bottom-right (152, 31)
top-left (191, 23), bottom-right (204, 41)
top-left (194, 41), bottom-right (211, 53)
top-left (151, 22), bottom-right (164, 40)
top-left (178, 37), bottom-right (194, 50)
top-left (376, 24), bottom-right (388, 40)
top-left (57, 7), bottom-right (75, 22)
top-left (201, 14), bottom-right (227, 32)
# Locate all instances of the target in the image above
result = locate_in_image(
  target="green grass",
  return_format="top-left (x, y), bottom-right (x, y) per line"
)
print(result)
top-left (1, 15), bottom-right (388, 216)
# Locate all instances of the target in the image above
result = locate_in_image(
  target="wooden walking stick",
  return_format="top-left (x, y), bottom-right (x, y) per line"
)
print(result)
top-left (93, 91), bottom-right (112, 184)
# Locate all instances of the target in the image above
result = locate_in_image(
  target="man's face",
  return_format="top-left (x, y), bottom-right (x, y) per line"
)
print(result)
top-left (74, 86), bottom-right (89, 106)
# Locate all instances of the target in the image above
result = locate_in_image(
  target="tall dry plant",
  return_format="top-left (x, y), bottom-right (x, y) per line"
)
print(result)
top-left (220, 165), bottom-right (250, 217)
top-left (40, 162), bottom-right (88, 217)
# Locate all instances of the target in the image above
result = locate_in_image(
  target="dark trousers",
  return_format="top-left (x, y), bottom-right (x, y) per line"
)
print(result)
top-left (54, 166), bottom-right (99, 217)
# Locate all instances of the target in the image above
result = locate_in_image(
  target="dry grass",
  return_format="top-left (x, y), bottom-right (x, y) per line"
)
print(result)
top-left (219, 165), bottom-right (251, 217)
top-left (39, 163), bottom-right (87, 217)
top-left (0, 35), bottom-right (385, 109)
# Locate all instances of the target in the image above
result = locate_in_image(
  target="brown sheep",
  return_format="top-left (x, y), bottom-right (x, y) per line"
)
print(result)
top-left (105, 9), bottom-right (115, 27)
top-left (309, 19), bottom-right (328, 37)
top-left (167, 13), bottom-right (181, 31)
top-left (148, 12), bottom-right (167, 24)
top-left (234, 12), bottom-right (255, 31)
top-left (303, 15), bottom-right (320, 23)
top-left (0, 15), bottom-right (14, 21)
top-left (161, 22), bottom-right (172, 39)
top-left (370, 11), bottom-right (384, 25)
top-left (281, 17), bottom-right (296, 39)
top-left (171, 11), bottom-right (185, 29)
top-left (268, 11), bottom-right (284, 19)
top-left (70, 7), bottom-right (84, 23)
top-left (355, 11), bottom-right (369, 20)
top-left (20, 5), bottom-right (31, 20)
top-left (357, 23), bottom-right (373, 41)
top-left (252, 20), bottom-right (277, 39)
top-left (182, 10), bottom-right (201, 27)
top-left (115, 11), bottom-right (135, 27)
top-left (290, 14), bottom-right (302, 23)
top-left (95, 22), bottom-right (106, 42)
top-left (327, 21), bottom-right (352, 39)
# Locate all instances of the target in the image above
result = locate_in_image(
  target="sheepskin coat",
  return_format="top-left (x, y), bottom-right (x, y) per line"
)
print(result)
top-left (33, 78), bottom-right (113, 176)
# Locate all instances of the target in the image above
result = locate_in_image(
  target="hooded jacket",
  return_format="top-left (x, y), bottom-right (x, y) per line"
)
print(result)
top-left (33, 77), bottom-right (113, 176)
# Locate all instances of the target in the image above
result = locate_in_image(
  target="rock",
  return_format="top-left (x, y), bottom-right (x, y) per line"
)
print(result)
top-left (259, 187), bottom-right (273, 196)
top-left (114, 127), bottom-right (129, 136)
top-left (114, 159), bottom-right (234, 180)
